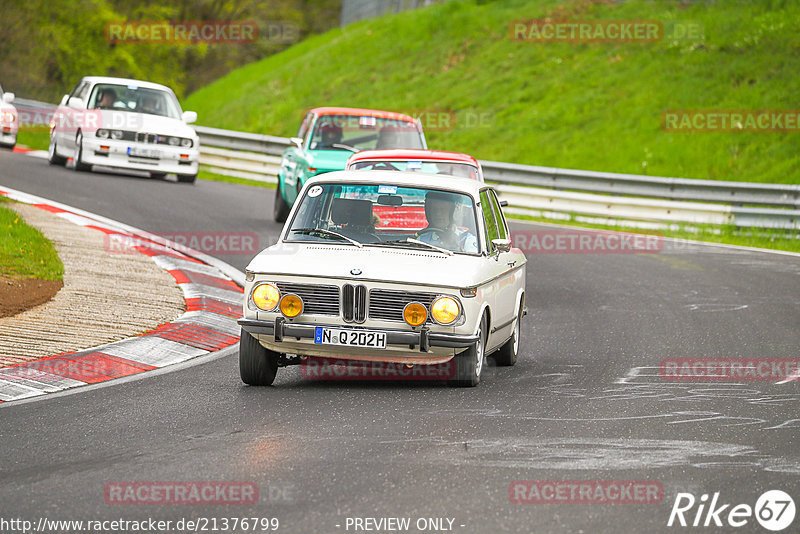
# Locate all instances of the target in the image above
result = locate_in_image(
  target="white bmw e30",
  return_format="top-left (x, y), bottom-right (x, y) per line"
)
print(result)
top-left (238, 170), bottom-right (527, 387)
top-left (48, 76), bottom-right (199, 182)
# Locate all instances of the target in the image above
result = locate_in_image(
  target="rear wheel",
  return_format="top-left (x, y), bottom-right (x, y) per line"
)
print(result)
top-left (494, 303), bottom-right (523, 366)
top-left (451, 315), bottom-right (486, 387)
top-left (273, 179), bottom-right (290, 222)
top-left (239, 329), bottom-right (279, 386)
top-left (48, 135), bottom-right (67, 165)
top-left (177, 173), bottom-right (196, 184)
top-left (72, 132), bottom-right (90, 171)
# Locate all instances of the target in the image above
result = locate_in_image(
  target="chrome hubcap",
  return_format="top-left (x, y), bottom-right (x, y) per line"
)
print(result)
top-left (475, 326), bottom-right (484, 377)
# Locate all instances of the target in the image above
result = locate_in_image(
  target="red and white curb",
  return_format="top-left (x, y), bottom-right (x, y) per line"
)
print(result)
top-left (0, 185), bottom-right (244, 403)
top-left (12, 145), bottom-right (48, 159)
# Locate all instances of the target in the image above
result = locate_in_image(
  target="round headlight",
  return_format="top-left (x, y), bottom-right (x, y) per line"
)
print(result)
top-left (403, 302), bottom-right (428, 327)
top-left (252, 283), bottom-right (279, 311)
top-left (431, 296), bottom-right (460, 325)
top-left (279, 294), bottom-right (303, 318)
top-left (180, 138), bottom-right (193, 148)
top-left (111, 130), bottom-right (123, 140)
top-left (96, 129), bottom-right (109, 139)
top-left (168, 136), bottom-right (180, 146)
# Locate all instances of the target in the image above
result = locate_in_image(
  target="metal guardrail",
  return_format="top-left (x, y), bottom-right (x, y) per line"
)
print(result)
top-left (193, 125), bottom-right (800, 230)
top-left (8, 99), bottom-right (796, 230)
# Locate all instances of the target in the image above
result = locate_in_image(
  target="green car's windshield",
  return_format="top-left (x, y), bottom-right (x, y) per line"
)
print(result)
top-left (285, 183), bottom-right (480, 255)
top-left (309, 115), bottom-right (425, 152)
top-left (350, 160), bottom-right (480, 180)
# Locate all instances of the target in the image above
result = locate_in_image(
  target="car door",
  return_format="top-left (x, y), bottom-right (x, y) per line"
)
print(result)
top-left (478, 188), bottom-right (518, 352)
top-left (56, 81), bottom-right (86, 150)
top-left (487, 188), bottom-right (519, 343)
top-left (281, 112), bottom-right (312, 204)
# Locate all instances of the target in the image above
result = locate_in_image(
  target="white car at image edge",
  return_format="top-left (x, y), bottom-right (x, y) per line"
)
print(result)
top-left (48, 76), bottom-right (199, 183)
top-left (0, 83), bottom-right (18, 149)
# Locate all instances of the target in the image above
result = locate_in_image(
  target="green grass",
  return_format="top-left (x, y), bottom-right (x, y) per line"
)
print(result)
top-left (16, 128), bottom-right (49, 152)
top-left (185, 0), bottom-right (800, 184)
top-left (198, 168), bottom-right (275, 189)
top-left (509, 212), bottom-right (800, 254)
top-left (0, 198), bottom-right (64, 280)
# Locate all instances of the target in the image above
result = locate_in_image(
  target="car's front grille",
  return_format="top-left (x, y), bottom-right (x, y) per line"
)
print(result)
top-left (136, 132), bottom-right (158, 144)
top-left (342, 283), bottom-right (367, 323)
top-left (369, 289), bottom-right (438, 323)
top-left (275, 282), bottom-right (339, 316)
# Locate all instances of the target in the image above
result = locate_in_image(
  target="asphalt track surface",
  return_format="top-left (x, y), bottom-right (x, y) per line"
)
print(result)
top-left (1, 150), bottom-right (799, 533)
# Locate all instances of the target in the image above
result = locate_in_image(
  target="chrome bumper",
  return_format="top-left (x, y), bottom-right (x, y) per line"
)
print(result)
top-left (238, 318), bottom-right (478, 352)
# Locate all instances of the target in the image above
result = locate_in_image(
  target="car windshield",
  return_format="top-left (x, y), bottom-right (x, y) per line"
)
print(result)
top-left (309, 115), bottom-right (425, 152)
top-left (88, 84), bottom-right (182, 119)
top-left (351, 160), bottom-right (480, 180)
top-left (285, 182), bottom-right (480, 254)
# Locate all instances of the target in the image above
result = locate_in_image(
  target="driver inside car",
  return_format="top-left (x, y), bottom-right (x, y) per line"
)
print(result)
top-left (317, 121), bottom-right (343, 149)
top-left (416, 191), bottom-right (478, 253)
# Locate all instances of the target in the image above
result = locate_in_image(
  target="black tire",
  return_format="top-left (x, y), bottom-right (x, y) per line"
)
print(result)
top-left (273, 180), bottom-right (290, 222)
top-left (177, 173), bottom-right (196, 183)
top-left (239, 329), bottom-right (279, 386)
top-left (451, 315), bottom-right (486, 387)
top-left (48, 135), bottom-right (67, 165)
top-left (150, 172), bottom-right (167, 180)
top-left (494, 303), bottom-right (523, 367)
top-left (72, 132), bottom-right (90, 171)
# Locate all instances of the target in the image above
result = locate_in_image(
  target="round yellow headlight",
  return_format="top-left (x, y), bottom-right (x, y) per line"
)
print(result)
top-left (252, 283), bottom-right (279, 311)
top-left (431, 296), bottom-right (460, 325)
top-left (403, 302), bottom-right (428, 327)
top-left (280, 294), bottom-right (303, 318)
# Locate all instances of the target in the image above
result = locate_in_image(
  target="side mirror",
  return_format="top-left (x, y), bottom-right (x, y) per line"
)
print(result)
top-left (289, 137), bottom-right (303, 149)
top-left (499, 200), bottom-right (509, 207)
top-left (492, 238), bottom-right (511, 253)
top-left (67, 97), bottom-right (85, 110)
top-left (182, 110), bottom-right (197, 124)
top-left (2, 92), bottom-right (15, 104)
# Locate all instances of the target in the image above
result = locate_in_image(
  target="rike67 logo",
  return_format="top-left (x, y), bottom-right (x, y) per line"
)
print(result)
top-left (668, 490), bottom-right (795, 531)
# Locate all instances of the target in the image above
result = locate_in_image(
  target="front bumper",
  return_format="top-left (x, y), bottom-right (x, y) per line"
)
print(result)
top-left (81, 138), bottom-right (198, 174)
top-left (238, 317), bottom-right (478, 352)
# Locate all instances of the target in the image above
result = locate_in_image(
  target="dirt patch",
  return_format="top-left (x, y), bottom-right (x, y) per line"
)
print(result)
top-left (0, 276), bottom-right (63, 318)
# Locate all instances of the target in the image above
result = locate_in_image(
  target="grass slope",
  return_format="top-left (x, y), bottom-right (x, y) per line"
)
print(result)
top-left (0, 198), bottom-right (64, 281)
top-left (185, 0), bottom-right (800, 184)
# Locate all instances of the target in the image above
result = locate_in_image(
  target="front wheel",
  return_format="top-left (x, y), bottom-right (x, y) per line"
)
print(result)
top-left (239, 329), bottom-right (279, 386)
top-left (273, 180), bottom-right (290, 222)
top-left (494, 303), bottom-right (523, 366)
top-left (451, 315), bottom-right (486, 387)
top-left (72, 132), bottom-right (90, 171)
top-left (48, 135), bottom-right (67, 165)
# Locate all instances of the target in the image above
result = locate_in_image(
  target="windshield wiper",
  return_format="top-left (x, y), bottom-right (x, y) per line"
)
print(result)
top-left (330, 143), bottom-right (359, 152)
top-left (374, 238), bottom-right (453, 256)
top-left (290, 228), bottom-right (363, 248)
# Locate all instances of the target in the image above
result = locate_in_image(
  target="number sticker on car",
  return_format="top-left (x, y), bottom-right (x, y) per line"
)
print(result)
top-left (314, 327), bottom-right (387, 349)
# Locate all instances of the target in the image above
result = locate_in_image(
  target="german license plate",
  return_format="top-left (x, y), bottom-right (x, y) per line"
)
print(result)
top-left (128, 146), bottom-right (161, 159)
top-left (314, 327), bottom-right (387, 349)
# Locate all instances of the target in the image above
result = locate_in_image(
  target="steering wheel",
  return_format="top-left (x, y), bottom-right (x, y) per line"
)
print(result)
top-left (415, 227), bottom-right (458, 248)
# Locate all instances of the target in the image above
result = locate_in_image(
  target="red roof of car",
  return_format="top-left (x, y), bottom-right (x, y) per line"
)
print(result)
top-left (310, 107), bottom-right (418, 123)
top-left (347, 149), bottom-right (480, 167)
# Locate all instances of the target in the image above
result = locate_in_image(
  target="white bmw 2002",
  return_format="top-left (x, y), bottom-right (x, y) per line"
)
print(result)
top-left (238, 170), bottom-right (527, 387)
top-left (48, 76), bottom-right (199, 182)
